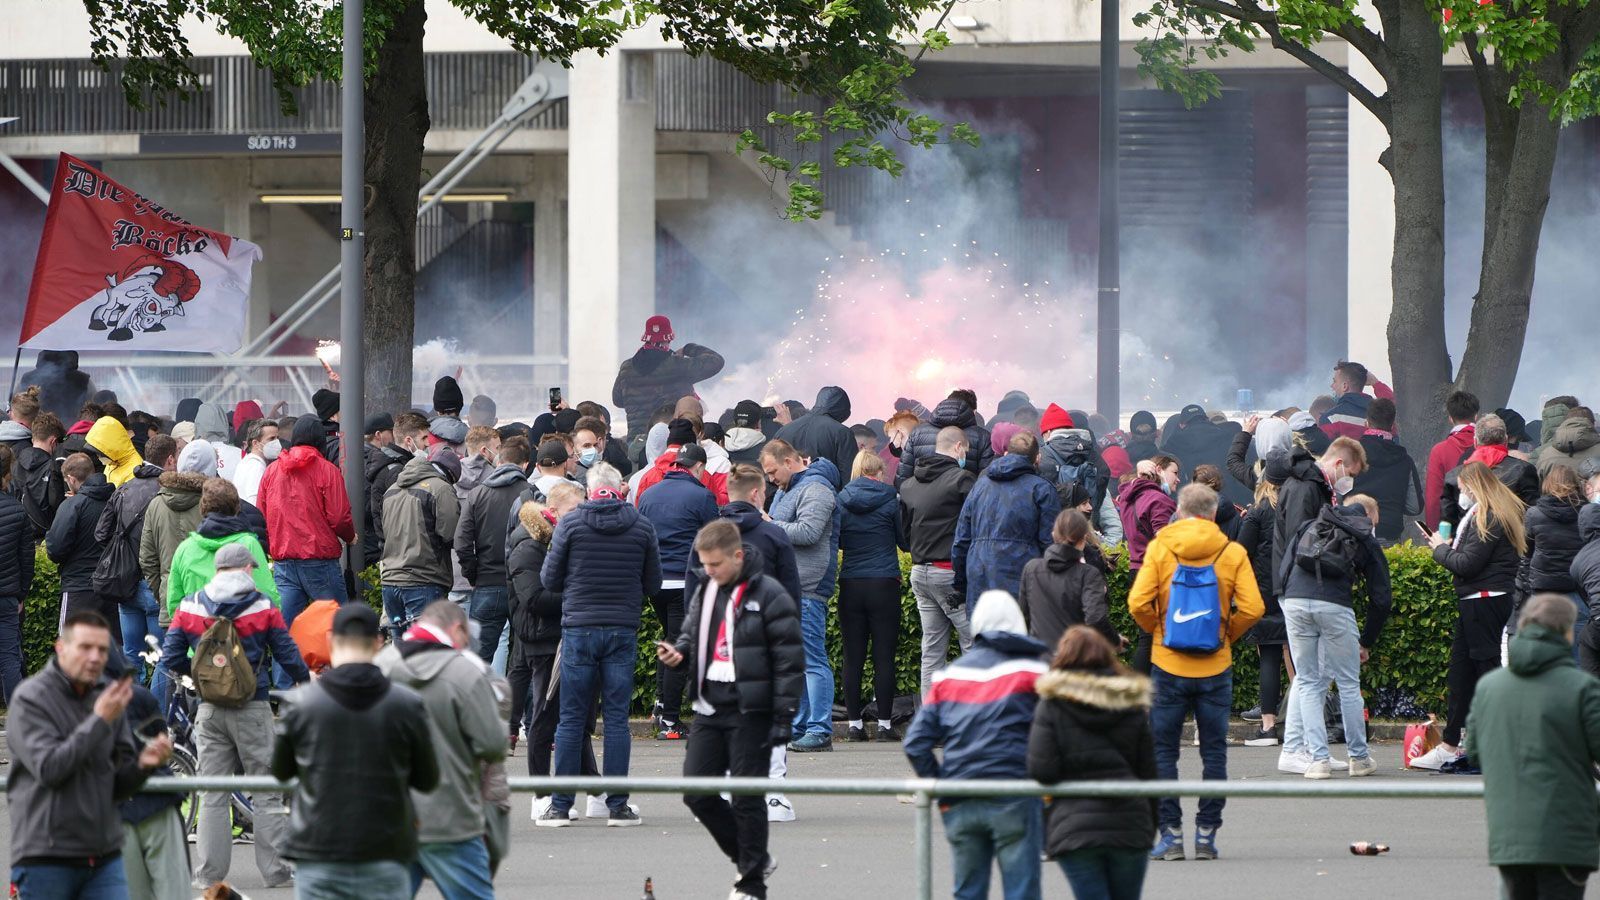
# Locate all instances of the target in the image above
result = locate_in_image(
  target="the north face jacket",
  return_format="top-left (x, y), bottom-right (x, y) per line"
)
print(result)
top-left (768, 457), bottom-right (842, 599)
top-left (952, 454), bottom-right (1061, 606)
top-left (773, 386), bottom-right (859, 489)
top-left (163, 513), bottom-right (278, 616)
top-left (138, 471), bottom-right (206, 614)
top-left (381, 455), bottom-right (462, 590)
top-left (896, 398), bottom-right (994, 486)
top-left (668, 546), bottom-right (805, 717)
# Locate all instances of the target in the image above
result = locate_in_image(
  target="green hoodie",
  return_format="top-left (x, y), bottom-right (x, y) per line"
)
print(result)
top-left (1465, 624), bottom-right (1600, 869)
top-left (164, 528), bottom-right (278, 618)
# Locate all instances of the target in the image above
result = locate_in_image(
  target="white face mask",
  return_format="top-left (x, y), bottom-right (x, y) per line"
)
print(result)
top-left (1460, 488), bottom-right (1476, 509)
top-left (261, 439), bottom-right (282, 460)
top-left (1333, 475), bottom-right (1354, 497)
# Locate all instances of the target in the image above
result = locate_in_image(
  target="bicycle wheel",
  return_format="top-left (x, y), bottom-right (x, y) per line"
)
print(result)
top-left (168, 744), bottom-right (200, 834)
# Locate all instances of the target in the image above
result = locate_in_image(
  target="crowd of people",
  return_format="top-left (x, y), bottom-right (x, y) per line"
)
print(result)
top-left (2, 331), bottom-right (1598, 900)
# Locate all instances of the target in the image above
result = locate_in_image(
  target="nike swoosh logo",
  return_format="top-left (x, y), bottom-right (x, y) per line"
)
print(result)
top-left (1173, 610), bottom-right (1209, 623)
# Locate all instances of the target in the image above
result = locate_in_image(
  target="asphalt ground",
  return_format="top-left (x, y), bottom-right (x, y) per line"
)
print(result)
top-left (0, 733), bottom-right (1508, 899)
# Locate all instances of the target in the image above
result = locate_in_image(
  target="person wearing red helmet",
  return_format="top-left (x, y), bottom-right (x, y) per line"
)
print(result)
top-left (612, 316), bottom-right (724, 449)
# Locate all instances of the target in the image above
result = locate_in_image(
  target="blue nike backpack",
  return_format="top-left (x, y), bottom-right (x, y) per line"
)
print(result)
top-left (1162, 549), bottom-right (1227, 654)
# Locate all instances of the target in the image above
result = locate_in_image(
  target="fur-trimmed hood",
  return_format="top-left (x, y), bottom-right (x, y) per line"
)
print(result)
top-left (1035, 669), bottom-right (1151, 711)
top-left (518, 499), bottom-right (554, 543)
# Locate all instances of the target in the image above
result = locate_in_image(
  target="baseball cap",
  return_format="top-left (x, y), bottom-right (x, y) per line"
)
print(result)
top-left (332, 603), bottom-right (380, 639)
top-left (213, 542), bottom-right (255, 570)
top-left (364, 412), bottom-right (394, 436)
top-left (673, 443), bottom-right (708, 469)
top-left (732, 400), bottom-right (764, 429)
top-left (1179, 404), bottom-right (1207, 422)
top-left (537, 440), bottom-right (569, 467)
top-left (429, 415), bottom-right (468, 446)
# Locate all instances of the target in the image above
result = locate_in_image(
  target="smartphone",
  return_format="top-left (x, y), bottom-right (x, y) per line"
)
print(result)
top-left (1414, 519), bottom-right (1434, 537)
top-left (548, 387), bottom-right (562, 411)
top-left (132, 713), bottom-right (167, 744)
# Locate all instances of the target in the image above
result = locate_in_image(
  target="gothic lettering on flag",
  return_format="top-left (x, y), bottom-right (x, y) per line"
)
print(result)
top-left (20, 153), bottom-right (262, 353)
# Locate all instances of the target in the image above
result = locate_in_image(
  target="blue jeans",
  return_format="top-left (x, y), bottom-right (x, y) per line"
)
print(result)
top-left (552, 625), bottom-right (637, 814)
top-left (0, 594), bottom-right (23, 705)
top-left (791, 596), bottom-right (835, 738)
top-left (272, 558), bottom-right (348, 625)
top-left (1569, 593), bottom-right (1591, 665)
top-left (468, 586), bottom-right (509, 668)
top-left (411, 838), bottom-right (493, 900)
top-left (296, 859), bottom-right (410, 899)
top-left (1149, 667), bottom-right (1230, 830)
top-left (941, 797), bottom-right (1044, 900)
top-left (119, 580), bottom-right (162, 685)
top-left (11, 858), bottom-right (128, 899)
top-left (1283, 598), bottom-right (1368, 761)
top-left (381, 584), bottom-right (446, 631)
top-left (1056, 847), bottom-right (1148, 900)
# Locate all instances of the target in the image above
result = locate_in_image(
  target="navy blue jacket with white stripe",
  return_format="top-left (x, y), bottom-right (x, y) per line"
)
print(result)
top-left (903, 631), bottom-right (1049, 785)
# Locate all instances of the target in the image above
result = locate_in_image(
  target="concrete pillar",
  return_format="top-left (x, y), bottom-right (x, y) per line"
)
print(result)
top-left (532, 155), bottom-right (567, 389)
top-left (566, 50), bottom-right (656, 415)
top-left (1345, 38), bottom-right (1393, 382)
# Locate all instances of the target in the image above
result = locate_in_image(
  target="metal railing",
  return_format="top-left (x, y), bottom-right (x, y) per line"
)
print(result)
top-left (96, 775), bottom-right (1506, 900)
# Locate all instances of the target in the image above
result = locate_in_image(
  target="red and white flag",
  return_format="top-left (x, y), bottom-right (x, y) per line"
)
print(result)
top-left (20, 153), bottom-right (261, 353)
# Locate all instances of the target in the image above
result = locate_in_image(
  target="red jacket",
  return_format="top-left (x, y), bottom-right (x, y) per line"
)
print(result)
top-left (257, 445), bottom-right (355, 560)
top-left (633, 447), bottom-right (728, 506)
top-left (1423, 424), bottom-right (1475, 529)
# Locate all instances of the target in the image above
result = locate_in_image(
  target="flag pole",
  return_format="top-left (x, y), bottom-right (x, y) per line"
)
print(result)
top-left (7, 348), bottom-right (21, 401)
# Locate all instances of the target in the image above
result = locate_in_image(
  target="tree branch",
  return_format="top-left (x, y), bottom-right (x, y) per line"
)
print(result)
top-left (1181, 0), bottom-right (1392, 126)
top-left (1334, 21), bottom-right (1393, 83)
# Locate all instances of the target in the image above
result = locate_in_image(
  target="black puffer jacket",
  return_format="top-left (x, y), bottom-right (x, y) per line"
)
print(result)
top-left (506, 503), bottom-right (562, 655)
top-left (44, 474), bottom-right (113, 592)
top-left (1235, 499), bottom-right (1283, 644)
top-left (1018, 544), bottom-right (1117, 651)
top-left (1569, 504), bottom-right (1600, 609)
top-left (895, 399), bottom-right (994, 486)
top-left (897, 453), bottom-right (977, 564)
top-left (1433, 508), bottom-right (1522, 597)
top-left (773, 386), bottom-right (858, 490)
top-left (271, 662), bottom-right (439, 863)
top-left (669, 546), bottom-right (804, 719)
top-left (0, 491), bottom-right (35, 598)
top-left (1027, 669), bottom-right (1156, 856)
top-left (1519, 494), bottom-right (1585, 596)
top-left (540, 497), bottom-right (662, 628)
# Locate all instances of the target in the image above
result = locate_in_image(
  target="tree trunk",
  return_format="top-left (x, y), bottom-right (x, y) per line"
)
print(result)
top-left (1376, 5), bottom-right (1452, 450)
top-left (1453, 59), bottom-right (1562, 412)
top-left (362, 0), bottom-right (429, 417)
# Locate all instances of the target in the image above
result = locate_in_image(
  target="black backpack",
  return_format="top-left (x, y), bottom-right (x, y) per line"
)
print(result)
top-left (1042, 438), bottom-right (1106, 509)
top-left (1293, 506), bottom-right (1361, 581)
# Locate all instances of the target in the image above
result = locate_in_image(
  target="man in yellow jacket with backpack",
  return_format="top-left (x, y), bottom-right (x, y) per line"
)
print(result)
top-left (1127, 483), bottom-right (1263, 863)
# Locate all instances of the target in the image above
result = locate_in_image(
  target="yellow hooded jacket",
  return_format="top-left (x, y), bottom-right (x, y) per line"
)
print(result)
top-left (85, 416), bottom-right (143, 487)
top-left (1127, 516), bottom-right (1264, 679)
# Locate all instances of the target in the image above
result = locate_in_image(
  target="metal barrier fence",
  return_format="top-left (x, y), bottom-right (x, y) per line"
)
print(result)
top-left (88, 774), bottom-right (1505, 900)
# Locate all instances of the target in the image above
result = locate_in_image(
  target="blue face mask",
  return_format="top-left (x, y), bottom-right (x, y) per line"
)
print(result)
top-left (957, 457), bottom-right (968, 470)
top-left (579, 448), bottom-right (601, 467)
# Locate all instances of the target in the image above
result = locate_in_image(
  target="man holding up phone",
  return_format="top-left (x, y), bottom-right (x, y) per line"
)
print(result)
top-left (8, 611), bottom-right (173, 898)
top-left (657, 520), bottom-right (803, 900)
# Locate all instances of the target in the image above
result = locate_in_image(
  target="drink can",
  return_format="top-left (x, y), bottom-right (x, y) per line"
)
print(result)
top-left (1236, 388), bottom-right (1254, 413)
top-left (1438, 521), bottom-right (1453, 541)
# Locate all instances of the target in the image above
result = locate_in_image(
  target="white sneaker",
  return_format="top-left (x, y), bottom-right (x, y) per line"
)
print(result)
top-left (1328, 757), bottom-right (1349, 772)
top-left (1277, 750), bottom-right (1313, 774)
top-left (1348, 755), bottom-right (1378, 777)
top-left (767, 795), bottom-right (796, 822)
top-left (1304, 759), bottom-right (1333, 780)
top-left (531, 796), bottom-right (577, 821)
top-left (1408, 744), bottom-right (1464, 771)
top-left (587, 794), bottom-right (640, 818)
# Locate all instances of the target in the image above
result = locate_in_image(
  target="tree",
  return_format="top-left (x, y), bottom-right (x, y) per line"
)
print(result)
top-left (84, 0), bottom-right (974, 416)
top-left (1133, 0), bottom-right (1600, 444)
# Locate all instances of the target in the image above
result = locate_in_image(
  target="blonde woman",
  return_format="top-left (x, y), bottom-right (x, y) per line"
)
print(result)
top-left (1414, 461), bottom-right (1528, 769)
top-left (838, 450), bottom-right (906, 740)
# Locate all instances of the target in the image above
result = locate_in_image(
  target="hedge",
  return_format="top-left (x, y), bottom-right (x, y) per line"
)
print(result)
top-left (22, 543), bottom-right (1456, 717)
